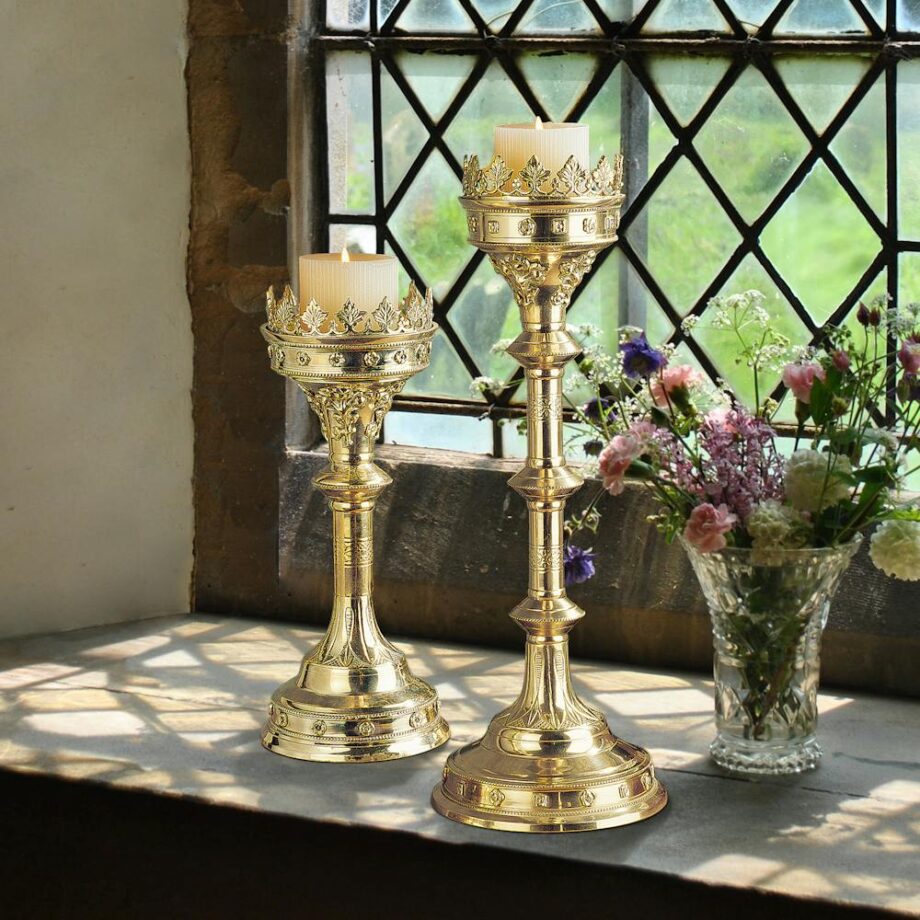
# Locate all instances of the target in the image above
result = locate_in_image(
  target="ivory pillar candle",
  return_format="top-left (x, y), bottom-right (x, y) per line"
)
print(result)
top-left (299, 250), bottom-right (398, 311)
top-left (494, 117), bottom-right (590, 174)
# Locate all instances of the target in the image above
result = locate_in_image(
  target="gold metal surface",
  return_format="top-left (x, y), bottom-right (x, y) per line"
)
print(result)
top-left (432, 154), bottom-right (667, 830)
top-left (260, 283), bottom-right (449, 762)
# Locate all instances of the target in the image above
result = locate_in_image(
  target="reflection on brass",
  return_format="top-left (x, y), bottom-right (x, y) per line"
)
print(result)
top-left (432, 153), bottom-right (668, 831)
top-left (261, 283), bottom-right (449, 762)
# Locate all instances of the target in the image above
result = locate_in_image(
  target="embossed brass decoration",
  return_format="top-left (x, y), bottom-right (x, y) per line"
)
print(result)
top-left (432, 152), bottom-right (667, 831)
top-left (261, 284), bottom-right (449, 762)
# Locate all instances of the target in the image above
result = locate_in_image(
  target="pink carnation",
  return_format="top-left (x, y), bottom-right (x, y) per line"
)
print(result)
top-left (683, 503), bottom-right (737, 553)
top-left (650, 364), bottom-right (702, 408)
top-left (598, 433), bottom-right (642, 496)
top-left (899, 341), bottom-right (920, 376)
top-left (782, 362), bottom-right (826, 403)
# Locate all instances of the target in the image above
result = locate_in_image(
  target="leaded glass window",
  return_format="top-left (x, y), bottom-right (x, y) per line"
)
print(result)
top-left (309, 0), bottom-right (920, 456)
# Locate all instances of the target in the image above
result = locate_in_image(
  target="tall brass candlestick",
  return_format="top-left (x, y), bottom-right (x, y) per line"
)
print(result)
top-left (431, 153), bottom-right (667, 830)
top-left (261, 283), bottom-right (449, 762)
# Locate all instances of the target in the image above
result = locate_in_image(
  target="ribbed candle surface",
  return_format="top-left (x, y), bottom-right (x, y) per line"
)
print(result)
top-left (494, 121), bottom-right (590, 175)
top-left (298, 252), bottom-right (398, 312)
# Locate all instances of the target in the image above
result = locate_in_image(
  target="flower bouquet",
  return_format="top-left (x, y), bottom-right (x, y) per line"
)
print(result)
top-left (502, 291), bottom-right (920, 774)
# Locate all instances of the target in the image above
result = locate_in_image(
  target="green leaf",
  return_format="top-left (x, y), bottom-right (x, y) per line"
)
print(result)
top-left (809, 376), bottom-right (833, 426)
top-left (888, 507), bottom-right (920, 521)
top-left (853, 465), bottom-right (895, 485)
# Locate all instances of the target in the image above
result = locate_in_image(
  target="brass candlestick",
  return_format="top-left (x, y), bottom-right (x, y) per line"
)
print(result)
top-left (261, 283), bottom-right (449, 762)
top-left (431, 153), bottom-right (667, 831)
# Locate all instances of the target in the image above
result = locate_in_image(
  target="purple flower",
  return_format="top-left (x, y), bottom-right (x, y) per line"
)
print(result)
top-left (582, 396), bottom-right (616, 423)
top-left (564, 544), bottom-right (596, 586)
top-left (698, 407), bottom-right (785, 520)
top-left (620, 333), bottom-right (667, 379)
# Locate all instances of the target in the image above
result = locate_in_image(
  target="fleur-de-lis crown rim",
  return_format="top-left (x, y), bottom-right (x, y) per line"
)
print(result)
top-left (265, 281), bottom-right (436, 338)
top-left (461, 152), bottom-right (625, 201)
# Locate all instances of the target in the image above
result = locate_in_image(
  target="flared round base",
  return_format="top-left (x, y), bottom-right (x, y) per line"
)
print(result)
top-left (432, 725), bottom-right (667, 833)
top-left (710, 734), bottom-right (821, 775)
top-left (261, 675), bottom-right (450, 764)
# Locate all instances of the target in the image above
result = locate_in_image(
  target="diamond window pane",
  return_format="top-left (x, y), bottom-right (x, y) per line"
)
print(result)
top-left (695, 65), bottom-right (809, 223)
top-left (402, 329), bottom-right (479, 400)
top-left (726, 0), bottom-right (778, 33)
top-left (580, 66), bottom-right (622, 162)
top-left (378, 0), bottom-right (401, 27)
top-left (566, 254), bottom-right (620, 351)
top-left (899, 0), bottom-right (920, 29)
top-left (444, 61), bottom-right (533, 161)
top-left (396, 52), bottom-right (477, 122)
top-left (381, 69), bottom-right (428, 202)
top-left (327, 0), bottom-right (370, 30)
top-left (642, 0), bottom-right (731, 33)
top-left (773, 54), bottom-right (871, 135)
top-left (863, 0), bottom-right (885, 27)
top-left (775, 0), bottom-right (869, 34)
top-left (635, 157), bottom-right (740, 314)
top-left (450, 259), bottom-right (519, 382)
top-left (597, 0), bottom-right (641, 21)
top-left (517, 53), bottom-right (600, 122)
top-left (830, 74), bottom-right (886, 219)
top-left (692, 254), bottom-right (810, 406)
top-left (900, 253), bottom-right (920, 302)
top-left (761, 161), bottom-right (879, 325)
top-left (326, 53), bottom-right (374, 214)
top-left (898, 61), bottom-right (920, 239)
top-left (390, 150), bottom-right (470, 299)
top-left (394, 0), bottom-right (475, 32)
top-left (647, 54), bottom-right (731, 126)
top-left (385, 411), bottom-right (494, 452)
top-left (470, 1), bottom-right (516, 32)
top-left (329, 223), bottom-right (377, 254)
top-left (515, 0), bottom-right (603, 33)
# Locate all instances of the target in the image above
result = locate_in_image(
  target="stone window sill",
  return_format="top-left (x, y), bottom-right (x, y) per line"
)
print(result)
top-left (1, 614), bottom-right (916, 915)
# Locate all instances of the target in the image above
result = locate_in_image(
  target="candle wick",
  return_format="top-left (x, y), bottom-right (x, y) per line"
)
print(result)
top-left (534, 115), bottom-right (543, 130)
top-left (340, 246), bottom-right (350, 263)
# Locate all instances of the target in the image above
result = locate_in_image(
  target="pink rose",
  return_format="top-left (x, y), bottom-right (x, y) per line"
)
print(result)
top-left (899, 341), bottom-right (920, 376)
top-left (683, 503), bottom-right (737, 553)
top-left (650, 364), bottom-right (702, 408)
top-left (782, 362), bottom-right (826, 403)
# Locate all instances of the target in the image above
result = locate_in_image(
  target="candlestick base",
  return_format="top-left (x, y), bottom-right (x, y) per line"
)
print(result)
top-left (263, 645), bottom-right (449, 763)
top-left (431, 719), bottom-right (666, 832)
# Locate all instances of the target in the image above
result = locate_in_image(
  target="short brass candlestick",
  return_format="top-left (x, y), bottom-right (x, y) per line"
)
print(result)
top-left (432, 153), bottom-right (667, 830)
top-left (261, 283), bottom-right (449, 762)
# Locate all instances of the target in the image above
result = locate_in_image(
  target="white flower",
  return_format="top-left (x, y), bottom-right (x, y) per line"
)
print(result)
top-left (489, 338), bottom-right (514, 355)
top-left (746, 500), bottom-right (811, 550)
top-left (470, 376), bottom-right (503, 396)
top-left (784, 450), bottom-right (853, 512)
top-left (869, 519), bottom-right (920, 581)
top-left (680, 315), bottom-right (700, 334)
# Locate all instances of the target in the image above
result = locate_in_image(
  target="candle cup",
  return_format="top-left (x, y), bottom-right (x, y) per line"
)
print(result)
top-left (261, 283), bottom-right (449, 762)
top-left (431, 152), bottom-right (667, 831)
